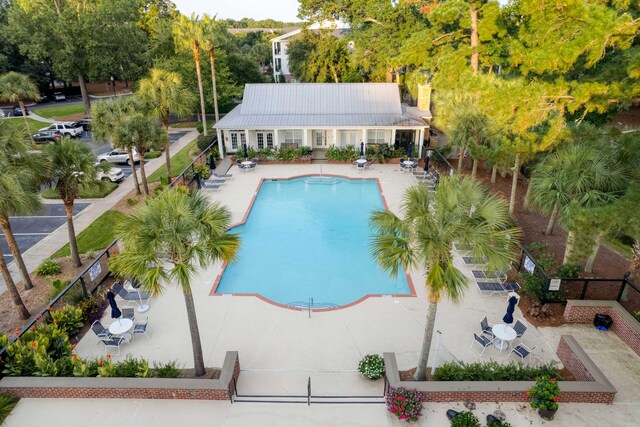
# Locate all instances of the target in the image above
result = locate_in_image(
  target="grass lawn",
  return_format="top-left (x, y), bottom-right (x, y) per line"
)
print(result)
top-left (1, 117), bottom-right (50, 133)
top-left (147, 139), bottom-right (198, 183)
top-left (52, 210), bottom-right (126, 258)
top-left (169, 121), bottom-right (201, 128)
top-left (42, 182), bottom-right (118, 199)
top-left (35, 104), bottom-right (85, 119)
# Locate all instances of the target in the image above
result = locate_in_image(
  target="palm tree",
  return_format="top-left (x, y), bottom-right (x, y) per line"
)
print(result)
top-left (201, 14), bottom-right (222, 124)
top-left (92, 97), bottom-right (143, 195)
top-left (110, 189), bottom-right (240, 376)
top-left (0, 72), bottom-right (39, 137)
top-left (526, 143), bottom-right (627, 263)
top-left (44, 138), bottom-right (107, 267)
top-left (173, 14), bottom-right (208, 136)
top-left (137, 69), bottom-right (194, 181)
top-left (115, 114), bottom-right (166, 195)
top-left (370, 176), bottom-right (521, 380)
top-left (0, 253), bottom-right (29, 319)
top-left (0, 121), bottom-right (45, 291)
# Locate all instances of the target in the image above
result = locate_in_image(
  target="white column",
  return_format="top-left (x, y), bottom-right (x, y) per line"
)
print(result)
top-left (274, 129), bottom-right (279, 148)
top-left (245, 129), bottom-right (250, 148)
top-left (391, 129), bottom-right (396, 148)
top-left (216, 129), bottom-right (224, 159)
top-left (333, 128), bottom-right (337, 148)
top-left (303, 128), bottom-right (309, 148)
top-left (418, 128), bottom-right (425, 159)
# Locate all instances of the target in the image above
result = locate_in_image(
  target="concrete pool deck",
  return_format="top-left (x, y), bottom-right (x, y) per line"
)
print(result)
top-left (11, 163), bottom-right (640, 425)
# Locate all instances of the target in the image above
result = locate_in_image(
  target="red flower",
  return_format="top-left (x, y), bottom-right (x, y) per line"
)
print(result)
top-left (53, 319), bottom-right (57, 324)
top-left (551, 378), bottom-right (556, 382)
top-left (106, 354), bottom-right (111, 359)
top-left (524, 392), bottom-right (529, 397)
top-left (98, 360), bottom-right (104, 366)
top-left (30, 341), bottom-right (37, 348)
top-left (71, 355), bottom-right (77, 360)
top-left (553, 396), bottom-right (559, 402)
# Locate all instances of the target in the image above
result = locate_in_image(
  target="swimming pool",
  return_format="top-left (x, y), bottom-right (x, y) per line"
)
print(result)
top-left (214, 176), bottom-right (412, 308)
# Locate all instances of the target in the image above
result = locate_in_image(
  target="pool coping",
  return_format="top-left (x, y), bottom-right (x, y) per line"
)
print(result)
top-left (209, 174), bottom-right (417, 312)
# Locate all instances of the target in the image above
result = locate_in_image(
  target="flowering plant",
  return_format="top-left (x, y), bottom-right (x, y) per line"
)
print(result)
top-left (385, 387), bottom-right (423, 422)
top-left (357, 354), bottom-right (385, 380)
top-left (528, 376), bottom-right (560, 411)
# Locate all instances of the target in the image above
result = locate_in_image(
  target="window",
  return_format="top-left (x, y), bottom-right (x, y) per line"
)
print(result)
top-left (240, 132), bottom-right (246, 145)
top-left (274, 42), bottom-right (281, 55)
top-left (257, 133), bottom-right (264, 149)
top-left (266, 133), bottom-right (274, 148)
top-left (284, 130), bottom-right (303, 145)
top-left (367, 129), bottom-right (389, 144)
top-left (275, 58), bottom-right (282, 72)
top-left (339, 131), bottom-right (357, 147)
top-left (230, 133), bottom-right (238, 150)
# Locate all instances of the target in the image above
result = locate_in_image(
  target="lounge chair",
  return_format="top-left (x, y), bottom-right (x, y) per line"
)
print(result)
top-left (91, 320), bottom-right (112, 344)
top-left (454, 243), bottom-right (473, 253)
top-left (471, 333), bottom-right (493, 357)
top-left (213, 172), bottom-right (232, 179)
top-left (472, 270), bottom-right (506, 282)
top-left (112, 282), bottom-right (150, 308)
top-left (480, 316), bottom-right (494, 338)
top-left (200, 180), bottom-right (221, 191)
top-left (502, 282), bottom-right (521, 292)
top-left (508, 343), bottom-right (536, 364)
top-left (133, 317), bottom-right (151, 340)
top-left (476, 281), bottom-right (506, 297)
top-left (462, 256), bottom-right (488, 266)
top-left (101, 337), bottom-right (125, 356)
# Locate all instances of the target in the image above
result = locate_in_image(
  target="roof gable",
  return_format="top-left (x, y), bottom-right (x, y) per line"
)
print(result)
top-left (239, 83), bottom-right (402, 116)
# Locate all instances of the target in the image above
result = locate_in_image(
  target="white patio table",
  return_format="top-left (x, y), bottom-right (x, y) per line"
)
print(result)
top-left (492, 323), bottom-right (517, 351)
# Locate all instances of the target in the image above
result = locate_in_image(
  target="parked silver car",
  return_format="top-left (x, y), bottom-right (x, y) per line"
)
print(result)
top-left (97, 149), bottom-right (140, 165)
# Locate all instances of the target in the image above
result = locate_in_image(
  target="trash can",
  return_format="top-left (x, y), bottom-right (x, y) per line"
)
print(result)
top-left (594, 313), bottom-right (613, 330)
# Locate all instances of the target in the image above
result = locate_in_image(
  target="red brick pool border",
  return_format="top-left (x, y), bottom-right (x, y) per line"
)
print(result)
top-left (209, 174), bottom-right (417, 312)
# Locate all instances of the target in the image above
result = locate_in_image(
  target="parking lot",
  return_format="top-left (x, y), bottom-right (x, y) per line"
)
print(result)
top-left (0, 203), bottom-right (90, 263)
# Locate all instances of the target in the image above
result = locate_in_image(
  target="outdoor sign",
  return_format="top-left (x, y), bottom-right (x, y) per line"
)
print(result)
top-left (524, 256), bottom-right (535, 274)
top-left (89, 262), bottom-right (101, 281)
top-left (549, 278), bottom-right (561, 291)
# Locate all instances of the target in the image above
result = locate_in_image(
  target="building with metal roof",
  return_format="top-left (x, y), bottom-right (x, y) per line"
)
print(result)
top-left (213, 83), bottom-right (432, 159)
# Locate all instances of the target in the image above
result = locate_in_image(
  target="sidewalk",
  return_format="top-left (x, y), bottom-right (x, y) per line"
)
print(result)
top-left (0, 129), bottom-right (198, 294)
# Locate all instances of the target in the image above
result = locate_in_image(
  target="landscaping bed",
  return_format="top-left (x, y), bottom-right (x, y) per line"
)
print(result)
top-left (42, 182), bottom-right (118, 199)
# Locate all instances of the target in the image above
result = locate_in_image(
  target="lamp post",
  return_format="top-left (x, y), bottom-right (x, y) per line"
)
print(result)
top-left (110, 76), bottom-right (116, 96)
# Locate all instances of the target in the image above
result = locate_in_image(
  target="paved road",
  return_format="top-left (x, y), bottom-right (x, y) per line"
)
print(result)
top-left (0, 203), bottom-right (90, 263)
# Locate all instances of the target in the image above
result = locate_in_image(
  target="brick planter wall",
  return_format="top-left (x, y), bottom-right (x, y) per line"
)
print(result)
top-left (384, 336), bottom-right (616, 404)
top-left (0, 351), bottom-right (240, 401)
top-left (564, 300), bottom-right (640, 357)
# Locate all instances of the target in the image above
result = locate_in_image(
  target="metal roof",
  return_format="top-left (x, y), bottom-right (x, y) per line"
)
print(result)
top-left (214, 83), bottom-right (428, 129)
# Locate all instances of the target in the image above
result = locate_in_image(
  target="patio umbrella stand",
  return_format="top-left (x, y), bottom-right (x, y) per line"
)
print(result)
top-left (502, 295), bottom-right (518, 324)
top-left (243, 143), bottom-right (248, 159)
top-left (107, 291), bottom-right (122, 323)
top-left (360, 141), bottom-right (364, 158)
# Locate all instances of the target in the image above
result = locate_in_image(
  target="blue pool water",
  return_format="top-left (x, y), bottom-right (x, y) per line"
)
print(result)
top-left (216, 176), bottom-right (411, 307)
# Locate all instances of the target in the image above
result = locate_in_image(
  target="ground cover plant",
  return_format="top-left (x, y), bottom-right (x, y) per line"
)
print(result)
top-left (357, 354), bottom-right (385, 380)
top-left (0, 394), bottom-right (19, 424)
top-left (450, 411), bottom-right (479, 427)
top-left (34, 259), bottom-right (61, 276)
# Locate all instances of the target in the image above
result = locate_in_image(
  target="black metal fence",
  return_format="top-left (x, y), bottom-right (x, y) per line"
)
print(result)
top-left (171, 140), bottom-right (218, 192)
top-left (0, 139), bottom-right (220, 367)
top-left (425, 148), bottom-right (455, 176)
top-left (513, 245), bottom-right (640, 321)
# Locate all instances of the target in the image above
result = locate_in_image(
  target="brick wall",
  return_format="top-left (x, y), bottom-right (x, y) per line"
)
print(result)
top-left (565, 301), bottom-right (640, 357)
top-left (0, 351), bottom-right (240, 401)
top-left (556, 336), bottom-right (594, 381)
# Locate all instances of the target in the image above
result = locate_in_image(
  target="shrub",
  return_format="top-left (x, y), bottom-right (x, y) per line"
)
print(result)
top-left (196, 133), bottom-right (216, 151)
top-left (193, 162), bottom-right (210, 179)
top-left (196, 122), bottom-right (204, 134)
top-left (326, 145), bottom-right (359, 162)
top-left (49, 305), bottom-right (84, 336)
top-left (433, 361), bottom-right (561, 382)
top-left (113, 356), bottom-right (151, 378)
top-left (2, 324), bottom-right (73, 377)
top-left (450, 411), bottom-right (479, 427)
top-left (0, 394), bottom-right (19, 424)
top-left (153, 361), bottom-right (183, 378)
top-left (487, 421), bottom-right (512, 427)
top-left (45, 277), bottom-right (71, 301)
top-left (35, 259), bottom-right (61, 276)
top-left (385, 387), bottom-right (423, 422)
top-left (76, 298), bottom-right (100, 323)
top-left (528, 376), bottom-right (560, 411)
top-left (145, 151), bottom-right (162, 159)
top-left (556, 264), bottom-right (582, 278)
top-left (357, 354), bottom-right (385, 380)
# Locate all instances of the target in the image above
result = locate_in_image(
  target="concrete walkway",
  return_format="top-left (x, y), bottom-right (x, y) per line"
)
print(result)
top-left (0, 129), bottom-right (198, 293)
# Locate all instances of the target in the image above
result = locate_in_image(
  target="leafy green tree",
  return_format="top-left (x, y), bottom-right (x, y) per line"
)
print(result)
top-left (43, 139), bottom-right (107, 267)
top-left (0, 71), bottom-right (38, 136)
top-left (287, 30), bottom-right (352, 83)
top-left (448, 107), bottom-right (495, 178)
top-left (201, 14), bottom-right (230, 124)
top-left (370, 176), bottom-right (520, 380)
top-left (114, 114), bottom-right (166, 195)
top-left (110, 189), bottom-right (240, 377)
top-left (173, 13), bottom-right (208, 135)
top-left (137, 68), bottom-right (195, 180)
top-left (92, 98), bottom-right (143, 195)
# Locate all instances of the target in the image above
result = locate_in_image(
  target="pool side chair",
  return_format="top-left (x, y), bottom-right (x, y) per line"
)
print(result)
top-left (508, 343), bottom-right (536, 364)
top-left (471, 333), bottom-right (493, 357)
top-left (101, 336), bottom-right (125, 357)
top-left (513, 320), bottom-right (527, 344)
top-left (462, 256), bottom-right (488, 267)
top-left (476, 281), bottom-right (505, 297)
top-left (472, 270), bottom-right (502, 282)
top-left (480, 317), bottom-right (494, 338)
top-left (357, 162), bottom-right (365, 172)
top-left (122, 307), bottom-right (135, 321)
top-left (91, 320), bottom-right (111, 344)
top-left (214, 172), bottom-right (232, 179)
top-left (502, 282), bottom-right (521, 293)
top-left (133, 317), bottom-right (151, 340)
top-left (112, 282), bottom-right (150, 308)
top-left (200, 180), bottom-right (221, 191)
top-left (454, 243), bottom-right (473, 254)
